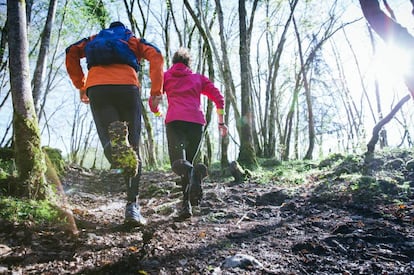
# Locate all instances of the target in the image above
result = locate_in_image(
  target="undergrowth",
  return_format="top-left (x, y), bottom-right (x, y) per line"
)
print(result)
top-left (0, 197), bottom-right (62, 225)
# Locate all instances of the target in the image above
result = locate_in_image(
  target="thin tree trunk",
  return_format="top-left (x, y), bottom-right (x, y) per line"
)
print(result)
top-left (282, 83), bottom-right (300, 161)
top-left (216, 0), bottom-right (240, 171)
top-left (266, 0), bottom-right (299, 158)
top-left (246, 0), bottom-right (260, 158)
top-left (32, 0), bottom-right (57, 117)
top-left (294, 100), bottom-right (299, 159)
top-left (214, 0), bottom-right (238, 169)
top-left (38, 0), bottom-right (70, 130)
top-left (333, 31), bottom-right (364, 147)
top-left (79, 121), bottom-right (94, 168)
top-left (0, 19), bottom-right (8, 73)
top-left (292, 15), bottom-right (315, 160)
top-left (367, 26), bottom-right (388, 148)
top-left (141, 101), bottom-right (158, 168)
top-left (238, 0), bottom-right (257, 169)
top-left (366, 95), bottom-right (410, 154)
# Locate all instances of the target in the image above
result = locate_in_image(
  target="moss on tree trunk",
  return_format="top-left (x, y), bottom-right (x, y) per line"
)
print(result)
top-left (13, 112), bottom-right (48, 199)
top-left (238, 141), bottom-right (258, 170)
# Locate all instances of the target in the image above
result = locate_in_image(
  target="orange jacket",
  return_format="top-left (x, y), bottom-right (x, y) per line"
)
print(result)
top-left (65, 35), bottom-right (164, 96)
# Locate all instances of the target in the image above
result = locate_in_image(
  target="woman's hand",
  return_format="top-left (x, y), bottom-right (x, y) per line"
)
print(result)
top-left (218, 123), bottom-right (228, 137)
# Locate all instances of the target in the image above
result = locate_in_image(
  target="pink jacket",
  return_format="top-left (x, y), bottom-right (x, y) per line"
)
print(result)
top-left (163, 63), bottom-right (224, 125)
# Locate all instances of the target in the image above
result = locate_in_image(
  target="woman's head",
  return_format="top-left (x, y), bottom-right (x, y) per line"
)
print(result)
top-left (172, 47), bottom-right (192, 67)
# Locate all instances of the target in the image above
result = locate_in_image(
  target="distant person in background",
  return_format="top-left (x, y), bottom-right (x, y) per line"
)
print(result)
top-left (65, 21), bottom-right (164, 226)
top-left (150, 47), bottom-right (227, 221)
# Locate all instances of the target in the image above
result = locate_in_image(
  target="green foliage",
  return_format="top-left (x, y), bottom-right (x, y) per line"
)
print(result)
top-left (259, 158), bottom-right (282, 167)
top-left (321, 154), bottom-right (363, 176)
top-left (0, 146), bottom-right (69, 197)
top-left (318, 153), bottom-right (345, 168)
top-left (0, 167), bottom-right (7, 180)
top-left (155, 161), bottom-right (175, 172)
top-left (374, 147), bottom-right (414, 160)
top-left (0, 159), bottom-right (15, 180)
top-left (43, 146), bottom-right (66, 176)
top-left (346, 174), bottom-right (408, 203)
top-left (205, 211), bottom-right (227, 223)
top-left (83, 0), bottom-right (110, 28)
top-left (249, 150), bottom-right (411, 207)
top-left (0, 147), bottom-right (14, 161)
top-left (12, 113), bottom-right (48, 199)
top-left (312, 171), bottom-right (412, 205)
top-left (156, 204), bottom-right (174, 216)
top-left (62, 0), bottom-right (111, 40)
top-left (255, 159), bottom-right (318, 186)
top-left (0, 197), bottom-right (61, 224)
top-left (142, 183), bottom-right (171, 198)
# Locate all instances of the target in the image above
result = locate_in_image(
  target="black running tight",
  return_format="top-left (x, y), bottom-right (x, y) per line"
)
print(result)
top-left (166, 120), bottom-right (203, 166)
top-left (87, 84), bottom-right (142, 169)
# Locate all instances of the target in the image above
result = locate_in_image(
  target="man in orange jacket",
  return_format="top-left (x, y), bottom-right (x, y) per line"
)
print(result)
top-left (65, 21), bottom-right (163, 226)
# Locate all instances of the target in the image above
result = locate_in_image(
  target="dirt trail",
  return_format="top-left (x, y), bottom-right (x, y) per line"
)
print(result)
top-left (1, 163), bottom-right (414, 274)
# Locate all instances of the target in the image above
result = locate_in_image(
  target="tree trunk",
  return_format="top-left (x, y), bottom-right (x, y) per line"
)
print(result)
top-left (359, 0), bottom-right (414, 49)
top-left (264, 0), bottom-right (299, 158)
top-left (214, 0), bottom-right (239, 170)
top-left (141, 101), bottom-right (158, 168)
top-left (366, 95), bottom-right (410, 154)
top-left (359, 0), bottom-right (414, 95)
top-left (7, 0), bottom-right (47, 199)
top-left (238, 0), bottom-right (257, 169)
top-left (367, 26), bottom-right (388, 148)
top-left (32, 0), bottom-right (57, 118)
top-left (292, 15), bottom-right (315, 160)
top-left (0, 19), bottom-right (8, 73)
top-left (246, 0), bottom-right (260, 158)
top-left (282, 84), bottom-right (300, 161)
top-left (359, 0), bottom-right (414, 156)
top-left (216, 0), bottom-right (240, 171)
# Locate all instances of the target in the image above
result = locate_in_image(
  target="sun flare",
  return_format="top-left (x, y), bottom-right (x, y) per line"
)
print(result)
top-left (373, 43), bottom-right (412, 87)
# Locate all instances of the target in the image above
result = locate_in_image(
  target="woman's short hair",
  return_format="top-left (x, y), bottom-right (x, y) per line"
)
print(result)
top-left (172, 47), bottom-right (192, 67)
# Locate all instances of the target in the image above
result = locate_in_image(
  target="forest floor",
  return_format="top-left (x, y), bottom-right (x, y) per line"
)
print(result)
top-left (1, 150), bottom-right (414, 274)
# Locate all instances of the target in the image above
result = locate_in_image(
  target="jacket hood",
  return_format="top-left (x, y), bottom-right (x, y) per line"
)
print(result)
top-left (169, 63), bottom-right (192, 77)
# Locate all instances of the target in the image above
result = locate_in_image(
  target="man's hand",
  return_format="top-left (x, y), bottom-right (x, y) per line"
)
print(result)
top-left (80, 89), bottom-right (89, 104)
top-left (149, 95), bottom-right (162, 115)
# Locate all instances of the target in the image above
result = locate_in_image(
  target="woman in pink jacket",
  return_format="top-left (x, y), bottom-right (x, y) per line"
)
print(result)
top-left (153, 47), bottom-right (227, 220)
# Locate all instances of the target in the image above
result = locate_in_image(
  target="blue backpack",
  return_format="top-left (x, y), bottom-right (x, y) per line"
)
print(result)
top-left (85, 26), bottom-right (140, 71)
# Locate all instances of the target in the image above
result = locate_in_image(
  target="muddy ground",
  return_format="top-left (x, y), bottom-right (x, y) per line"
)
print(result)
top-left (0, 153), bottom-right (414, 274)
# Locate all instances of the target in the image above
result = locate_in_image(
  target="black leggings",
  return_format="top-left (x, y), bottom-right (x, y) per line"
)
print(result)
top-left (166, 121), bottom-right (203, 166)
top-left (87, 85), bottom-right (142, 169)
